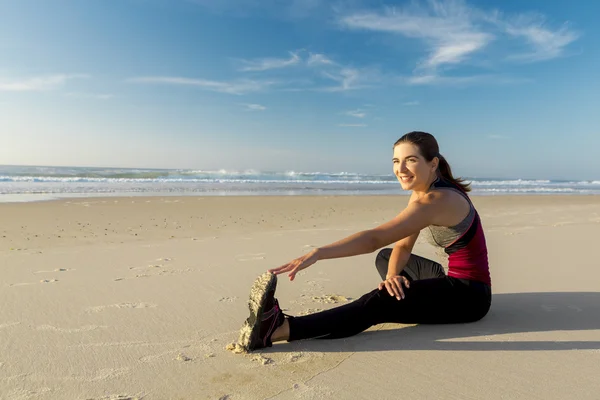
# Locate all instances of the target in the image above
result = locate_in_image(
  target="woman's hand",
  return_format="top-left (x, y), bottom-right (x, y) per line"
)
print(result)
top-left (268, 249), bottom-right (319, 281)
top-left (378, 275), bottom-right (410, 300)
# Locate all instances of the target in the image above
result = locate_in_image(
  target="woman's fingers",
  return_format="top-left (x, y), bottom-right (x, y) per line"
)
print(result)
top-left (395, 279), bottom-right (405, 299)
top-left (385, 280), bottom-right (401, 300)
top-left (268, 263), bottom-right (293, 274)
top-left (384, 277), bottom-right (407, 300)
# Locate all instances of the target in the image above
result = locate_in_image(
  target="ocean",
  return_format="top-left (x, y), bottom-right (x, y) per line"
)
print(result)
top-left (1, 165), bottom-right (599, 202)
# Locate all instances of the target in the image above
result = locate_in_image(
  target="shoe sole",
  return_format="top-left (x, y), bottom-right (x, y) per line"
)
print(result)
top-left (237, 272), bottom-right (277, 352)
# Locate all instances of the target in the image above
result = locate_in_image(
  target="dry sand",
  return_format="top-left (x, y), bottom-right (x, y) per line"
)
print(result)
top-left (1, 195), bottom-right (599, 399)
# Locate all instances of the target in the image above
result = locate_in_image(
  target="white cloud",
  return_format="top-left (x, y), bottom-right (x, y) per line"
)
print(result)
top-left (500, 16), bottom-right (579, 62)
top-left (402, 101), bottom-right (420, 106)
top-left (345, 109), bottom-right (366, 118)
top-left (405, 73), bottom-right (530, 86)
top-left (128, 76), bottom-right (272, 95)
top-left (339, 1), bottom-right (492, 73)
top-left (338, 0), bottom-right (580, 83)
top-left (488, 134), bottom-right (508, 139)
top-left (338, 123), bottom-right (367, 127)
top-left (307, 53), bottom-right (334, 66)
top-left (236, 50), bottom-right (377, 92)
top-left (321, 67), bottom-right (374, 91)
top-left (0, 74), bottom-right (88, 91)
top-left (66, 92), bottom-right (114, 100)
top-left (242, 103), bottom-right (266, 111)
top-left (239, 51), bottom-right (301, 72)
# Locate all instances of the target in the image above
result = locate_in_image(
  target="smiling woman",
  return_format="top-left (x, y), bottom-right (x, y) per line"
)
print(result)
top-left (393, 131), bottom-right (471, 194)
top-left (237, 131), bottom-right (493, 352)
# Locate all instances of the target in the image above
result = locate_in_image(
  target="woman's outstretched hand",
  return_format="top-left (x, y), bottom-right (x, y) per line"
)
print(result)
top-left (268, 249), bottom-right (320, 281)
top-left (378, 275), bottom-right (410, 300)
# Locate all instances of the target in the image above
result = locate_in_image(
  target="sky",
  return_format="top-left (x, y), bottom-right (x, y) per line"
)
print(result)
top-left (0, 0), bottom-right (598, 180)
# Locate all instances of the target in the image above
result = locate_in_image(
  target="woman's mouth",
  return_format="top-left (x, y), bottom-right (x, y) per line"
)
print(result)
top-left (399, 176), bottom-right (414, 183)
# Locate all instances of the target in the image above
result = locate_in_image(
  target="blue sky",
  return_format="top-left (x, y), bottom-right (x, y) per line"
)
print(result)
top-left (0, 0), bottom-right (598, 180)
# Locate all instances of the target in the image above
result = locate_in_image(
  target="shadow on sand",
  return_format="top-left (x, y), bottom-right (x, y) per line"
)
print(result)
top-left (268, 292), bottom-right (600, 353)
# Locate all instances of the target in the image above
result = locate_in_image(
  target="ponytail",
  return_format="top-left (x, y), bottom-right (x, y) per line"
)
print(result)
top-left (437, 154), bottom-right (471, 193)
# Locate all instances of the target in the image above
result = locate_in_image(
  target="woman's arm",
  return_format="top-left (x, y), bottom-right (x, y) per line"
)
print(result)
top-left (316, 193), bottom-right (438, 261)
top-left (386, 231), bottom-right (419, 278)
top-left (270, 193), bottom-right (441, 281)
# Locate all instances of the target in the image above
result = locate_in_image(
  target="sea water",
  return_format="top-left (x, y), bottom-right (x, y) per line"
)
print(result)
top-left (1, 165), bottom-right (599, 202)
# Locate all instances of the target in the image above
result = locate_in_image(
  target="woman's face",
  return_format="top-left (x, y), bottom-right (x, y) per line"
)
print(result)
top-left (393, 142), bottom-right (437, 192)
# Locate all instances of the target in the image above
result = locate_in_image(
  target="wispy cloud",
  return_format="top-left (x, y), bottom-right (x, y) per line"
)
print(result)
top-left (241, 103), bottom-right (266, 111)
top-left (337, 0), bottom-right (580, 83)
top-left (239, 51), bottom-right (301, 72)
top-left (127, 76), bottom-right (272, 95)
top-left (307, 53), bottom-right (334, 66)
top-left (338, 123), bottom-right (367, 127)
top-left (0, 74), bottom-right (88, 91)
top-left (237, 50), bottom-right (377, 92)
top-left (488, 134), bottom-right (508, 139)
top-left (345, 109), bottom-right (366, 118)
top-left (404, 73), bottom-right (531, 86)
top-left (500, 15), bottom-right (580, 62)
top-left (66, 92), bottom-right (114, 100)
top-left (402, 101), bottom-right (420, 106)
top-left (320, 67), bottom-right (375, 92)
top-left (339, 1), bottom-right (491, 73)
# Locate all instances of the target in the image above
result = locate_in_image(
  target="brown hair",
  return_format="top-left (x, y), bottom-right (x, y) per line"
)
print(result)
top-left (394, 131), bottom-right (471, 192)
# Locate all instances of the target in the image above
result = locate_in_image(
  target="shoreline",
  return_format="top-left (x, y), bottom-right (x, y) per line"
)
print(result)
top-left (1, 191), bottom-right (600, 204)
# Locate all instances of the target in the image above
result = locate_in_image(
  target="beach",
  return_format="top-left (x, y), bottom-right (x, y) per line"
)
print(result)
top-left (1, 195), bottom-right (600, 399)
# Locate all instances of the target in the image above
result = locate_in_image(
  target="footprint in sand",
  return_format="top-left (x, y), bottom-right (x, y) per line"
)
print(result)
top-left (219, 296), bottom-right (238, 303)
top-left (139, 349), bottom-right (180, 363)
top-left (251, 354), bottom-right (273, 365)
top-left (129, 264), bottom-right (163, 271)
top-left (175, 353), bottom-right (193, 362)
top-left (235, 253), bottom-right (266, 262)
top-left (311, 295), bottom-right (350, 304)
top-left (0, 322), bottom-right (20, 330)
top-left (8, 279), bottom-right (58, 287)
top-left (60, 367), bottom-right (131, 383)
top-left (7, 388), bottom-right (52, 399)
top-left (298, 308), bottom-right (322, 316)
top-left (34, 268), bottom-right (74, 274)
top-left (87, 396), bottom-right (142, 400)
top-left (85, 302), bottom-right (157, 314)
top-left (36, 325), bottom-right (107, 333)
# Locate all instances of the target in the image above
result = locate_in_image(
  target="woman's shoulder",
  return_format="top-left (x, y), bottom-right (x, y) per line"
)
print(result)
top-left (422, 181), bottom-right (473, 226)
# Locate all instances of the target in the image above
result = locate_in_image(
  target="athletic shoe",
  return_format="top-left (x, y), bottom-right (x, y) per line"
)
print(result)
top-left (237, 272), bottom-right (285, 352)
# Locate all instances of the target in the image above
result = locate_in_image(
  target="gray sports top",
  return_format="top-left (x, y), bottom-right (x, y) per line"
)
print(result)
top-left (422, 178), bottom-right (476, 249)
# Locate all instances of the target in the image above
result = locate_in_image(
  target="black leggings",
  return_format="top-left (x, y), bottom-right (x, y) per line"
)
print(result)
top-left (287, 248), bottom-right (492, 341)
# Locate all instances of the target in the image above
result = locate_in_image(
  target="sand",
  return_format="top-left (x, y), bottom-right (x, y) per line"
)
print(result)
top-left (1, 195), bottom-right (599, 399)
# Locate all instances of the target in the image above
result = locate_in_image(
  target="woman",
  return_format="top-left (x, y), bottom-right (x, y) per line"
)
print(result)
top-left (239, 131), bottom-right (492, 352)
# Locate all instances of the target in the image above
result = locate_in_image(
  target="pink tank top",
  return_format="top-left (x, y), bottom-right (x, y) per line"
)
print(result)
top-left (427, 178), bottom-right (492, 286)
